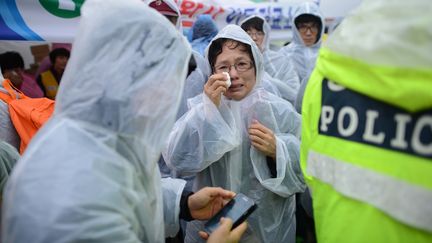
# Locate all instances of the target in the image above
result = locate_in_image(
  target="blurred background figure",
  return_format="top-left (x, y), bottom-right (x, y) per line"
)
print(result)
top-left (149, 0), bottom-right (181, 27)
top-left (240, 15), bottom-right (300, 105)
top-left (0, 51), bottom-right (43, 98)
top-left (190, 14), bottom-right (218, 57)
top-left (34, 43), bottom-right (72, 80)
top-left (0, 51), bottom-right (25, 89)
top-left (36, 47), bottom-right (70, 100)
top-left (279, 2), bottom-right (324, 112)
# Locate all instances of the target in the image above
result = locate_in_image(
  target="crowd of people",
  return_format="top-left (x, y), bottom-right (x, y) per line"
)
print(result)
top-left (0, 0), bottom-right (430, 242)
top-left (0, 46), bottom-right (70, 100)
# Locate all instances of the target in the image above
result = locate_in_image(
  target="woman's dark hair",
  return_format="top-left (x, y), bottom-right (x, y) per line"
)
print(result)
top-left (49, 48), bottom-right (70, 64)
top-left (240, 17), bottom-right (264, 32)
top-left (208, 38), bottom-right (255, 73)
top-left (0, 51), bottom-right (24, 73)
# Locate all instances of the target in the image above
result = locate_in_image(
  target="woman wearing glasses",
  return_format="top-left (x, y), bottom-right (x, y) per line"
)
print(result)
top-left (163, 25), bottom-right (305, 243)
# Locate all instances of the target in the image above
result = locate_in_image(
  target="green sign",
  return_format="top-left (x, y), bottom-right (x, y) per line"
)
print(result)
top-left (39, 0), bottom-right (85, 18)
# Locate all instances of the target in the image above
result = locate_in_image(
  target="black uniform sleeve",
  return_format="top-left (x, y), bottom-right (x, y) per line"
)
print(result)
top-left (179, 190), bottom-right (194, 221)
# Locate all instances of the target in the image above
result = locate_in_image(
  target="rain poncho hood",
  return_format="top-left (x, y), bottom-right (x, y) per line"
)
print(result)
top-left (205, 24), bottom-right (263, 88)
top-left (191, 14), bottom-right (219, 56)
top-left (192, 15), bottom-right (218, 41)
top-left (290, 2), bottom-right (324, 49)
top-left (204, 24), bottom-right (281, 98)
top-left (2, 0), bottom-right (191, 242)
top-left (280, 2), bottom-right (324, 83)
top-left (240, 15), bottom-right (271, 52)
top-left (165, 24), bottom-right (305, 243)
top-left (240, 15), bottom-right (300, 104)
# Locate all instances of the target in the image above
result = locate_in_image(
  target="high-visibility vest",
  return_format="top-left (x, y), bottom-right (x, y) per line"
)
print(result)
top-left (40, 70), bottom-right (59, 100)
top-left (300, 44), bottom-right (432, 242)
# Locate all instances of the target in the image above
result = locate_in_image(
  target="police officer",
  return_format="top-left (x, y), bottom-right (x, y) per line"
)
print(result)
top-left (300, 0), bottom-right (432, 242)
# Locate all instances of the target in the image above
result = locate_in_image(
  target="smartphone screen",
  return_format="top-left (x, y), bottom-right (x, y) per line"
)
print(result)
top-left (204, 193), bottom-right (257, 234)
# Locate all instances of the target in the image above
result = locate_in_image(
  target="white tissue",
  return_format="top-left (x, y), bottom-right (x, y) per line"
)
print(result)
top-left (223, 72), bottom-right (231, 88)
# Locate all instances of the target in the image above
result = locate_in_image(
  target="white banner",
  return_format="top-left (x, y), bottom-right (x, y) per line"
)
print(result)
top-left (180, 0), bottom-right (313, 41)
top-left (0, 0), bottom-right (361, 42)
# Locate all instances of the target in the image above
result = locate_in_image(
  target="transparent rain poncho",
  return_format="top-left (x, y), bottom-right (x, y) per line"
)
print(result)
top-left (176, 51), bottom-right (211, 120)
top-left (1, 0), bottom-right (191, 242)
top-left (158, 51), bottom-right (210, 193)
top-left (0, 141), bottom-right (19, 200)
top-left (163, 24), bottom-right (305, 243)
top-left (240, 15), bottom-right (300, 104)
top-left (279, 2), bottom-right (324, 84)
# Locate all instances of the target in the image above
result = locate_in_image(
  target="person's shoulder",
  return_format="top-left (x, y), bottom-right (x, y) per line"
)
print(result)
top-left (250, 89), bottom-right (299, 123)
top-left (279, 44), bottom-right (298, 57)
top-left (265, 89), bottom-right (298, 111)
top-left (187, 93), bottom-right (204, 109)
top-left (254, 88), bottom-right (291, 105)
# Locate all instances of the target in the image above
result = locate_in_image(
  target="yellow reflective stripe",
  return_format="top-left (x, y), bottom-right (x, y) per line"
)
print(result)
top-left (307, 150), bottom-right (432, 233)
top-left (317, 48), bottom-right (432, 112)
top-left (310, 135), bottom-right (432, 191)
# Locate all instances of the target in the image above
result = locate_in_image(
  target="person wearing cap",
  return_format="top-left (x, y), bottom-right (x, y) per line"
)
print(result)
top-left (240, 15), bottom-right (300, 104)
top-left (148, 0), bottom-right (180, 26)
top-left (1, 1), bottom-right (246, 242)
top-left (279, 2), bottom-right (324, 112)
top-left (163, 24), bottom-right (305, 243)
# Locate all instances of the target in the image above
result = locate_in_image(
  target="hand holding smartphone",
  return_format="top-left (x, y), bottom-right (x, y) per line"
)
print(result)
top-left (204, 193), bottom-right (257, 234)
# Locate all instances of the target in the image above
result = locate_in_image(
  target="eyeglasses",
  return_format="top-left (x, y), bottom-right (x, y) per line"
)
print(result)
top-left (246, 31), bottom-right (264, 38)
top-left (298, 23), bottom-right (319, 33)
top-left (214, 61), bottom-right (254, 73)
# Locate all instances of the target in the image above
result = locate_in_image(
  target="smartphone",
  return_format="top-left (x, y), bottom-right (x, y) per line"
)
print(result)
top-left (203, 193), bottom-right (257, 234)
